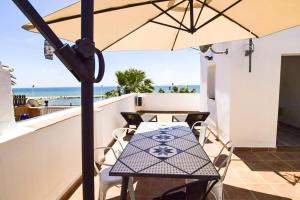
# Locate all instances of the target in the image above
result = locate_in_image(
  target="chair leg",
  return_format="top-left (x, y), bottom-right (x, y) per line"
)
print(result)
top-left (128, 177), bottom-right (136, 200)
top-left (98, 189), bottom-right (106, 200)
top-left (211, 182), bottom-right (223, 200)
top-left (99, 184), bottom-right (109, 200)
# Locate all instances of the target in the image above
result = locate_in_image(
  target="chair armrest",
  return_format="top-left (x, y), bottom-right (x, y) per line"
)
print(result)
top-left (94, 146), bottom-right (118, 160)
top-left (191, 121), bottom-right (206, 130)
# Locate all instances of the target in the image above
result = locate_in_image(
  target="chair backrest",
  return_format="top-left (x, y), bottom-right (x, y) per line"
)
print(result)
top-left (190, 121), bottom-right (208, 146)
top-left (121, 112), bottom-right (144, 127)
top-left (94, 147), bottom-right (118, 174)
top-left (112, 128), bottom-right (136, 150)
top-left (213, 141), bottom-right (234, 182)
top-left (185, 112), bottom-right (210, 128)
top-left (198, 124), bottom-right (207, 146)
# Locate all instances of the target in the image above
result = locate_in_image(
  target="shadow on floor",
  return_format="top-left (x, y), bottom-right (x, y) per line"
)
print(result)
top-left (233, 150), bottom-right (300, 185)
top-left (107, 180), bottom-right (291, 200)
top-left (224, 184), bottom-right (291, 200)
top-left (277, 122), bottom-right (300, 147)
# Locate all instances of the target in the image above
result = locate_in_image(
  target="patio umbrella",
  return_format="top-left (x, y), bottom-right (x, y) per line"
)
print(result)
top-left (23, 0), bottom-right (300, 51)
top-left (12, 1), bottom-right (300, 200)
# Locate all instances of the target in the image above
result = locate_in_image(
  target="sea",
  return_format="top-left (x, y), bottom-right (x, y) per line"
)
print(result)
top-left (12, 85), bottom-right (200, 106)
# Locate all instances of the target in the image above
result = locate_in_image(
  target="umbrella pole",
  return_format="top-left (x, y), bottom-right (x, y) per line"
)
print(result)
top-left (81, 0), bottom-right (95, 200)
top-left (12, 0), bottom-right (97, 199)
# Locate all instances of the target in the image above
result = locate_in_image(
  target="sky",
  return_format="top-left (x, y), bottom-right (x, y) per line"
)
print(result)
top-left (0, 0), bottom-right (201, 88)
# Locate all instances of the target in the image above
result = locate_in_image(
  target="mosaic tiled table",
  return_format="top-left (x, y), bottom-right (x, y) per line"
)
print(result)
top-left (110, 122), bottom-right (220, 200)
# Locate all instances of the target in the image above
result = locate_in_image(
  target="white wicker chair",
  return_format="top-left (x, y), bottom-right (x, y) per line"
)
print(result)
top-left (94, 147), bottom-right (135, 200)
top-left (209, 141), bottom-right (234, 200)
top-left (112, 128), bottom-right (136, 155)
top-left (191, 121), bottom-right (208, 146)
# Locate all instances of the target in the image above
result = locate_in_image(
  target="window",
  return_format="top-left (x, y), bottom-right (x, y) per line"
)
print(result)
top-left (207, 65), bottom-right (216, 100)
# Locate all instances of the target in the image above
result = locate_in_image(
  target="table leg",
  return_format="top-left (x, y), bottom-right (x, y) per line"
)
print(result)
top-left (120, 176), bottom-right (129, 200)
top-left (186, 181), bottom-right (208, 200)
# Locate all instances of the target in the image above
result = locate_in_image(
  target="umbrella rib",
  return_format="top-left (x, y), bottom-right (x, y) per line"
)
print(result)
top-left (171, 1), bottom-right (190, 50)
top-left (150, 20), bottom-right (189, 32)
top-left (151, 2), bottom-right (190, 31)
top-left (195, 0), bottom-right (259, 38)
top-left (194, 0), bottom-right (207, 27)
top-left (102, 0), bottom-right (186, 51)
top-left (196, 0), bottom-right (242, 32)
top-left (38, 0), bottom-right (170, 27)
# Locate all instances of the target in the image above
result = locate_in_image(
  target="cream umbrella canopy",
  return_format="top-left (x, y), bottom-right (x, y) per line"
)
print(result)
top-left (23, 0), bottom-right (300, 51)
top-left (14, 1), bottom-right (300, 200)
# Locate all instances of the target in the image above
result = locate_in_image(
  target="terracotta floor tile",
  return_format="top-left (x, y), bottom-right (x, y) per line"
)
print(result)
top-left (245, 184), bottom-right (285, 200)
top-left (255, 151), bottom-right (280, 161)
top-left (223, 170), bottom-right (244, 184)
top-left (234, 151), bottom-right (260, 161)
top-left (266, 160), bottom-right (295, 171)
top-left (271, 184), bottom-right (300, 199)
top-left (273, 152), bottom-right (300, 161)
top-left (223, 184), bottom-right (256, 200)
top-left (285, 161), bottom-right (300, 171)
top-left (258, 171), bottom-right (293, 184)
top-left (245, 161), bottom-right (273, 171)
top-left (229, 160), bottom-right (252, 171)
top-left (236, 171), bottom-right (266, 184)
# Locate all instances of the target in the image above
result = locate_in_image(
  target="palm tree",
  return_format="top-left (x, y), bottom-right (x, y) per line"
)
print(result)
top-left (158, 88), bottom-right (165, 93)
top-left (115, 68), bottom-right (154, 94)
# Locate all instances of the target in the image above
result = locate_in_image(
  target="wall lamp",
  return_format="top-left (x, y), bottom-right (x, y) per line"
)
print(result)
top-left (192, 44), bottom-right (228, 60)
top-left (245, 38), bottom-right (254, 72)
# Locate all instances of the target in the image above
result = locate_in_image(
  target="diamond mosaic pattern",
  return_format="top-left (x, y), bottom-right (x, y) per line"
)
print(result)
top-left (110, 161), bottom-right (134, 174)
top-left (151, 134), bottom-right (175, 142)
top-left (186, 145), bottom-right (210, 160)
top-left (120, 151), bottom-right (161, 172)
top-left (167, 128), bottom-right (190, 137)
top-left (110, 123), bottom-right (219, 179)
top-left (193, 163), bottom-right (219, 176)
top-left (130, 133), bottom-right (146, 142)
top-left (165, 152), bottom-right (210, 174)
top-left (131, 138), bottom-right (161, 150)
top-left (140, 161), bottom-right (186, 175)
top-left (148, 145), bottom-right (178, 158)
top-left (119, 144), bottom-right (142, 159)
top-left (181, 133), bottom-right (197, 142)
top-left (166, 138), bottom-right (197, 151)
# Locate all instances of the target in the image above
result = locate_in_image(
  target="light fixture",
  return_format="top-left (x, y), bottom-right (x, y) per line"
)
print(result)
top-left (194, 44), bottom-right (228, 60)
top-left (244, 39), bottom-right (254, 72)
top-left (44, 40), bottom-right (55, 60)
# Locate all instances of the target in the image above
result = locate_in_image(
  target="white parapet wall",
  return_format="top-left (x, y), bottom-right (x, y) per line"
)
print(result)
top-left (0, 66), bottom-right (15, 133)
top-left (138, 93), bottom-right (201, 112)
top-left (0, 93), bottom-right (136, 200)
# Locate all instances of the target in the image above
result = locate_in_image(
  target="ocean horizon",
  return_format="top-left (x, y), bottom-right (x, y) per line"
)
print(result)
top-left (12, 85), bottom-right (200, 106)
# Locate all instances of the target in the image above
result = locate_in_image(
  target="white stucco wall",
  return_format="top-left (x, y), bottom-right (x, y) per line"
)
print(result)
top-left (0, 94), bottom-right (136, 200)
top-left (200, 26), bottom-right (300, 147)
top-left (138, 93), bottom-right (201, 111)
top-left (0, 67), bottom-right (15, 133)
top-left (200, 52), bottom-right (231, 142)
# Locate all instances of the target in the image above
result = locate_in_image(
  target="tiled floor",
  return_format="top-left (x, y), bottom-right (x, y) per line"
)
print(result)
top-left (70, 114), bottom-right (300, 200)
top-left (277, 122), bottom-right (300, 147)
